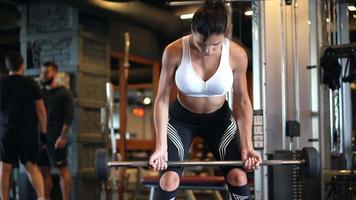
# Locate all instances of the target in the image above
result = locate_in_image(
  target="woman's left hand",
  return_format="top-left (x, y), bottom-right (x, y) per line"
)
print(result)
top-left (241, 149), bottom-right (262, 171)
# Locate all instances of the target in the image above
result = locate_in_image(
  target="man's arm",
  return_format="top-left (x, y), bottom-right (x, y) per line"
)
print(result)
top-left (55, 89), bottom-right (74, 149)
top-left (60, 124), bottom-right (71, 139)
top-left (61, 89), bottom-right (74, 139)
top-left (35, 99), bottom-right (47, 133)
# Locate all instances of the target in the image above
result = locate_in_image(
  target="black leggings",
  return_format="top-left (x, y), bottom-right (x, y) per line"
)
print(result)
top-left (164, 99), bottom-right (242, 176)
top-left (158, 100), bottom-right (250, 199)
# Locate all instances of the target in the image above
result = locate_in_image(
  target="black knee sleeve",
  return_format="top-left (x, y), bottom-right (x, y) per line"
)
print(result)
top-left (227, 182), bottom-right (251, 200)
top-left (156, 170), bottom-right (181, 200)
top-left (156, 185), bottom-right (178, 200)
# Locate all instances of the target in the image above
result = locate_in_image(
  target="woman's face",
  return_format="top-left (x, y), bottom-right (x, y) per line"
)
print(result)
top-left (191, 32), bottom-right (224, 56)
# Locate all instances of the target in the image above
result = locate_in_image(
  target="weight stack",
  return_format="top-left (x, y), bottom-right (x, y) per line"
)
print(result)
top-left (292, 153), bottom-right (302, 200)
top-left (268, 150), bottom-right (302, 200)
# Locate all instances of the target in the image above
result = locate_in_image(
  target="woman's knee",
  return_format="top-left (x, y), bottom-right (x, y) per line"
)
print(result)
top-left (226, 168), bottom-right (247, 186)
top-left (159, 171), bottom-right (180, 192)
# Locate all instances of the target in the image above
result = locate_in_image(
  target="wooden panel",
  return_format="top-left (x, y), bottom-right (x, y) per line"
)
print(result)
top-left (116, 139), bottom-right (155, 151)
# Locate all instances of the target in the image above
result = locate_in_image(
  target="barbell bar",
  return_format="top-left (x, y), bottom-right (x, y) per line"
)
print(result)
top-left (108, 160), bottom-right (302, 167)
top-left (95, 147), bottom-right (320, 181)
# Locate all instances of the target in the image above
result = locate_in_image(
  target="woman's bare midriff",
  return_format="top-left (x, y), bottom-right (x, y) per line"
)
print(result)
top-left (177, 93), bottom-right (226, 114)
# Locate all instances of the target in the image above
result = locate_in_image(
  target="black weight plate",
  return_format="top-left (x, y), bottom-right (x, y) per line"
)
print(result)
top-left (95, 149), bottom-right (109, 181)
top-left (301, 147), bottom-right (320, 178)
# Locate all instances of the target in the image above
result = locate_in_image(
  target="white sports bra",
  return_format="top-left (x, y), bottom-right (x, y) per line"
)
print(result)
top-left (175, 35), bottom-right (233, 97)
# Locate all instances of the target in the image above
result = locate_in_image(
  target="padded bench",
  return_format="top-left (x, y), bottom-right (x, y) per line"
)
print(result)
top-left (141, 175), bottom-right (227, 200)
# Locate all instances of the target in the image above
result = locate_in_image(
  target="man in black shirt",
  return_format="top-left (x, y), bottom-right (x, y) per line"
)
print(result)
top-left (39, 61), bottom-right (73, 200)
top-left (0, 52), bottom-right (47, 200)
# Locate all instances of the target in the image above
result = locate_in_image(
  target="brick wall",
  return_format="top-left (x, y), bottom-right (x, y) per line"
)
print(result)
top-left (27, 1), bottom-right (71, 34)
top-left (27, 38), bottom-right (72, 68)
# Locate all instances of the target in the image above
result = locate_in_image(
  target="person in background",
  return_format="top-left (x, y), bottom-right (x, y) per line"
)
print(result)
top-left (0, 51), bottom-right (47, 200)
top-left (39, 61), bottom-right (73, 200)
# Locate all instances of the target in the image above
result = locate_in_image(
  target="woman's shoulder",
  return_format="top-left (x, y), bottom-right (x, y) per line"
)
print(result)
top-left (228, 40), bottom-right (247, 57)
top-left (229, 40), bottom-right (247, 62)
top-left (165, 36), bottom-right (184, 54)
top-left (162, 36), bottom-right (185, 65)
top-left (228, 39), bottom-right (248, 71)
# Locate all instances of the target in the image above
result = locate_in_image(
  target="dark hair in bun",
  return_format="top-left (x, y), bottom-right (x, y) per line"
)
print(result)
top-left (192, 0), bottom-right (227, 39)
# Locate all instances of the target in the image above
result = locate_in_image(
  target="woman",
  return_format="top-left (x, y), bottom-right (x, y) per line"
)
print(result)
top-left (149, 1), bottom-right (261, 199)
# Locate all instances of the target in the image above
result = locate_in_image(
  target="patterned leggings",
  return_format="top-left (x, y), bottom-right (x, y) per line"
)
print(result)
top-left (157, 100), bottom-right (250, 200)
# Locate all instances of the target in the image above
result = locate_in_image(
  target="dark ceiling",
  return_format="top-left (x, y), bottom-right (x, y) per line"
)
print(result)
top-left (0, 0), bottom-right (253, 67)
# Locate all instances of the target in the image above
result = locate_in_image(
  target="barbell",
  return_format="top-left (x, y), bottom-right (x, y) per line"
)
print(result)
top-left (95, 147), bottom-right (320, 181)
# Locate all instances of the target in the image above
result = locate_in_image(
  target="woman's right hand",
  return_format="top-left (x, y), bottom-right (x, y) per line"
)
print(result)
top-left (149, 148), bottom-right (168, 171)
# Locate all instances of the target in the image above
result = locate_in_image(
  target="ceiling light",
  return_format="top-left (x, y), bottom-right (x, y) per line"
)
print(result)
top-left (353, 14), bottom-right (356, 19)
top-left (326, 18), bottom-right (330, 23)
top-left (180, 13), bottom-right (194, 20)
top-left (348, 6), bottom-right (356, 11)
top-left (244, 10), bottom-right (253, 16)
